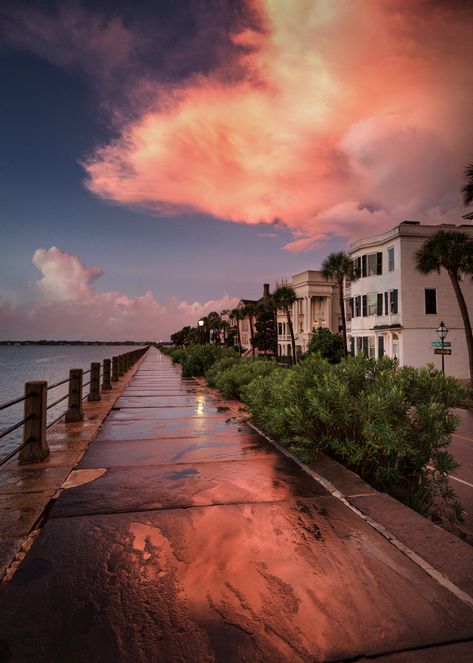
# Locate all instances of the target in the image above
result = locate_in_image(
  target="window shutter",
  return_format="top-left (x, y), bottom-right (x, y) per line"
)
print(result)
top-left (361, 255), bottom-right (367, 277)
top-left (377, 293), bottom-right (383, 315)
top-left (350, 337), bottom-right (355, 356)
top-left (384, 292), bottom-right (388, 315)
top-left (362, 337), bottom-right (369, 355)
top-left (390, 289), bottom-right (398, 314)
top-left (378, 336), bottom-right (384, 357)
top-left (355, 296), bottom-right (361, 317)
top-left (377, 252), bottom-right (382, 275)
top-left (350, 298), bottom-right (354, 317)
top-left (362, 295), bottom-right (367, 317)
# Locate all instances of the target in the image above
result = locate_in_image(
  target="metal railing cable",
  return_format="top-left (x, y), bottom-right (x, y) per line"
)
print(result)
top-left (47, 377), bottom-right (70, 390)
top-left (0, 393), bottom-right (33, 411)
top-left (46, 406), bottom-right (74, 430)
top-left (0, 437), bottom-right (34, 468)
top-left (0, 415), bottom-right (33, 441)
top-left (47, 393), bottom-right (69, 410)
top-left (0, 345), bottom-right (149, 465)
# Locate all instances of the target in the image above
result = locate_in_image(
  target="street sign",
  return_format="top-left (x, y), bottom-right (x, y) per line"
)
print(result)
top-left (431, 341), bottom-right (452, 347)
top-left (434, 348), bottom-right (451, 355)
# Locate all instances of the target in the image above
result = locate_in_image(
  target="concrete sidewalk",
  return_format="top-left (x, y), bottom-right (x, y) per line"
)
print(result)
top-left (0, 347), bottom-right (472, 662)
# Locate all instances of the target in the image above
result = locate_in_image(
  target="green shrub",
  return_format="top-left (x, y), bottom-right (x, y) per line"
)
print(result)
top-left (171, 344), bottom-right (238, 377)
top-left (212, 358), bottom-right (279, 399)
top-left (206, 355), bottom-right (241, 387)
top-left (306, 327), bottom-right (344, 363)
top-left (242, 354), bottom-right (469, 524)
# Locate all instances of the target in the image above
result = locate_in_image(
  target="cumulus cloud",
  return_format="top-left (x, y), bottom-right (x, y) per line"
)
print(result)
top-left (0, 248), bottom-right (238, 341)
top-left (3, 1), bottom-right (473, 249)
top-left (81, 0), bottom-right (473, 249)
top-left (33, 247), bottom-right (103, 300)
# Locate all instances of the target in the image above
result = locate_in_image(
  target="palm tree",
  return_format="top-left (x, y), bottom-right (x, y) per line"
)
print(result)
top-left (230, 307), bottom-right (243, 350)
top-left (321, 252), bottom-right (359, 358)
top-left (462, 162), bottom-right (473, 209)
top-left (242, 302), bottom-right (257, 356)
top-left (415, 230), bottom-right (473, 389)
top-left (273, 284), bottom-right (297, 363)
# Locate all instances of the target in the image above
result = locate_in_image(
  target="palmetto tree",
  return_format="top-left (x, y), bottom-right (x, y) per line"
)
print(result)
top-left (462, 162), bottom-right (473, 209)
top-left (321, 252), bottom-right (359, 358)
top-left (230, 308), bottom-right (243, 350)
top-left (415, 230), bottom-right (473, 389)
top-left (273, 284), bottom-right (297, 363)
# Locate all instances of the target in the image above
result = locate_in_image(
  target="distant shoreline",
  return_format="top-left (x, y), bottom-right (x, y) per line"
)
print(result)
top-left (0, 341), bottom-right (155, 346)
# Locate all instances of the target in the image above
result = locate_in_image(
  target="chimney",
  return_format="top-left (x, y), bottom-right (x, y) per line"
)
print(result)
top-left (263, 283), bottom-right (270, 299)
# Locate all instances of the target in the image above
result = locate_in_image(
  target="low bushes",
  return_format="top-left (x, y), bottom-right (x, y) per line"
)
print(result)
top-left (207, 357), bottom-right (279, 399)
top-left (241, 354), bottom-right (469, 524)
top-left (161, 342), bottom-right (469, 523)
top-left (163, 344), bottom-right (238, 377)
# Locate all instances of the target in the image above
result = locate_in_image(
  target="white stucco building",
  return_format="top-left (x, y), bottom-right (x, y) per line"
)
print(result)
top-left (277, 271), bottom-right (340, 358)
top-left (346, 221), bottom-right (473, 380)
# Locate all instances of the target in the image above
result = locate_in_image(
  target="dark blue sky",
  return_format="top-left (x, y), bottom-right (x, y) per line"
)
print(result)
top-left (0, 30), bottom-right (340, 307)
top-left (1, 0), bottom-right (471, 339)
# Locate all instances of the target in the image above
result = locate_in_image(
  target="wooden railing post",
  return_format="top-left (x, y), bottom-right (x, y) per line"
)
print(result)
top-left (66, 369), bottom-right (84, 422)
top-left (88, 362), bottom-right (101, 402)
top-left (118, 354), bottom-right (125, 377)
top-left (102, 358), bottom-right (112, 390)
top-left (19, 381), bottom-right (49, 464)
top-left (112, 356), bottom-right (119, 382)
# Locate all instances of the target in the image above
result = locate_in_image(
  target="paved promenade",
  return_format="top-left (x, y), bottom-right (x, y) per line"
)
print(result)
top-left (1, 348), bottom-right (473, 662)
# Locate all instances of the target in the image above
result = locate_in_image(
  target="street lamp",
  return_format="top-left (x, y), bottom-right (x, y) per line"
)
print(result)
top-left (436, 321), bottom-right (448, 375)
top-left (198, 319), bottom-right (204, 327)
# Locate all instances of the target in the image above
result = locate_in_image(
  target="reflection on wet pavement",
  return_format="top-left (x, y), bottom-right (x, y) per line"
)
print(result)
top-left (2, 348), bottom-right (473, 662)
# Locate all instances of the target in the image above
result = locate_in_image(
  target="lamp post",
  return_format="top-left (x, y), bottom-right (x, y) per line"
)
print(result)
top-left (436, 321), bottom-right (448, 375)
top-left (198, 319), bottom-right (205, 344)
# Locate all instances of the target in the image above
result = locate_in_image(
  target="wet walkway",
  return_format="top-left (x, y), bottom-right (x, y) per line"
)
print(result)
top-left (1, 348), bottom-right (473, 662)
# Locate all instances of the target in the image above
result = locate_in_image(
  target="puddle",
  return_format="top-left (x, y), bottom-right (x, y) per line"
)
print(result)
top-left (62, 469), bottom-right (107, 489)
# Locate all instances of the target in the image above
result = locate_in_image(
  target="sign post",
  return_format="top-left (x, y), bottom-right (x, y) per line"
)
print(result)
top-left (435, 321), bottom-right (449, 375)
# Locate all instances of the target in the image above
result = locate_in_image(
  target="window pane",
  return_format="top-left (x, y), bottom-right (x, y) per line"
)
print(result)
top-left (367, 293), bottom-right (377, 315)
top-left (368, 336), bottom-right (375, 358)
top-left (425, 289), bottom-right (437, 314)
top-left (367, 253), bottom-right (377, 276)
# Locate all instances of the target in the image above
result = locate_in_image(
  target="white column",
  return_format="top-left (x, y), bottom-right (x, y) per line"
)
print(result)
top-left (304, 297), bottom-right (310, 334)
top-left (326, 296), bottom-right (332, 330)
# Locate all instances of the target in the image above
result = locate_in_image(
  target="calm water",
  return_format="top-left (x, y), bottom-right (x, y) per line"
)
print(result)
top-left (0, 345), bottom-right (145, 460)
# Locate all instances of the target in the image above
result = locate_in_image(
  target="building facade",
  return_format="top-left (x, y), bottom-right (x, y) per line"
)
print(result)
top-left (347, 221), bottom-right (473, 380)
top-left (277, 271), bottom-right (340, 358)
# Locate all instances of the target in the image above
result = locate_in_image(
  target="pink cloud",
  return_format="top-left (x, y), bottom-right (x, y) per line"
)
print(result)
top-left (81, 0), bottom-right (473, 249)
top-left (0, 248), bottom-right (238, 341)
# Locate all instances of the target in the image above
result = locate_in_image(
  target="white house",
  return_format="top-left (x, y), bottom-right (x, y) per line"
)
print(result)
top-left (277, 271), bottom-right (340, 358)
top-left (346, 221), bottom-right (473, 380)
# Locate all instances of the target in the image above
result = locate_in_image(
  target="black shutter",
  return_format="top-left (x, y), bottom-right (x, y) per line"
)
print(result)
top-left (362, 295), bottom-right (367, 317)
top-left (361, 255), bottom-right (367, 277)
top-left (355, 296), bottom-right (361, 317)
top-left (362, 337), bottom-right (369, 356)
top-left (378, 336), bottom-right (384, 358)
top-left (390, 289), bottom-right (398, 314)
top-left (377, 293), bottom-right (383, 315)
top-left (349, 298), bottom-right (354, 317)
top-left (377, 252), bottom-right (382, 275)
top-left (384, 292), bottom-right (388, 315)
top-left (350, 337), bottom-right (355, 356)
top-left (356, 257), bottom-right (361, 276)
